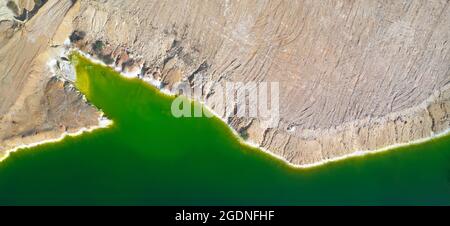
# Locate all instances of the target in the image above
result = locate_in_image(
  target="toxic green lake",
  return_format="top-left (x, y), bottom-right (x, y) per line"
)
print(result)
top-left (0, 54), bottom-right (449, 205)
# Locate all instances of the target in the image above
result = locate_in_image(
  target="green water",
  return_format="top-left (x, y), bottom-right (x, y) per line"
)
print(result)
top-left (0, 54), bottom-right (449, 205)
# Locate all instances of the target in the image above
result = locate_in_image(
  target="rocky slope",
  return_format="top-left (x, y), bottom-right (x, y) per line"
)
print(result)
top-left (1, 0), bottom-right (449, 166)
top-left (0, 0), bottom-right (99, 160)
top-left (70, 0), bottom-right (450, 166)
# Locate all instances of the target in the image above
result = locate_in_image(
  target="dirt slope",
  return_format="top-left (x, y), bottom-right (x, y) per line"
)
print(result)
top-left (1, 0), bottom-right (449, 166)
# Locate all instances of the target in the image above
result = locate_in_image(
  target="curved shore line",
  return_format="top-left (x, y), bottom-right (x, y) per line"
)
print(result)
top-left (252, 129), bottom-right (450, 169)
top-left (1, 48), bottom-right (448, 170)
top-left (0, 114), bottom-right (113, 163)
top-left (67, 50), bottom-right (450, 169)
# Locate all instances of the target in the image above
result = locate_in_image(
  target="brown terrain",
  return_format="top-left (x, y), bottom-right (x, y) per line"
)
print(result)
top-left (0, 0), bottom-right (449, 166)
top-left (0, 0), bottom-right (99, 160)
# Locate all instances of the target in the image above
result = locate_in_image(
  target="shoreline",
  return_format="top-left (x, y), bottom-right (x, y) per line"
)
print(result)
top-left (255, 128), bottom-right (450, 169)
top-left (0, 113), bottom-right (113, 163)
top-left (2, 47), bottom-right (448, 169)
top-left (1, 48), bottom-right (448, 170)
top-left (68, 50), bottom-right (450, 169)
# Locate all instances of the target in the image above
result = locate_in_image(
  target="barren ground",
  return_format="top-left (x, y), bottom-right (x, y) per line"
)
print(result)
top-left (1, 0), bottom-right (449, 166)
